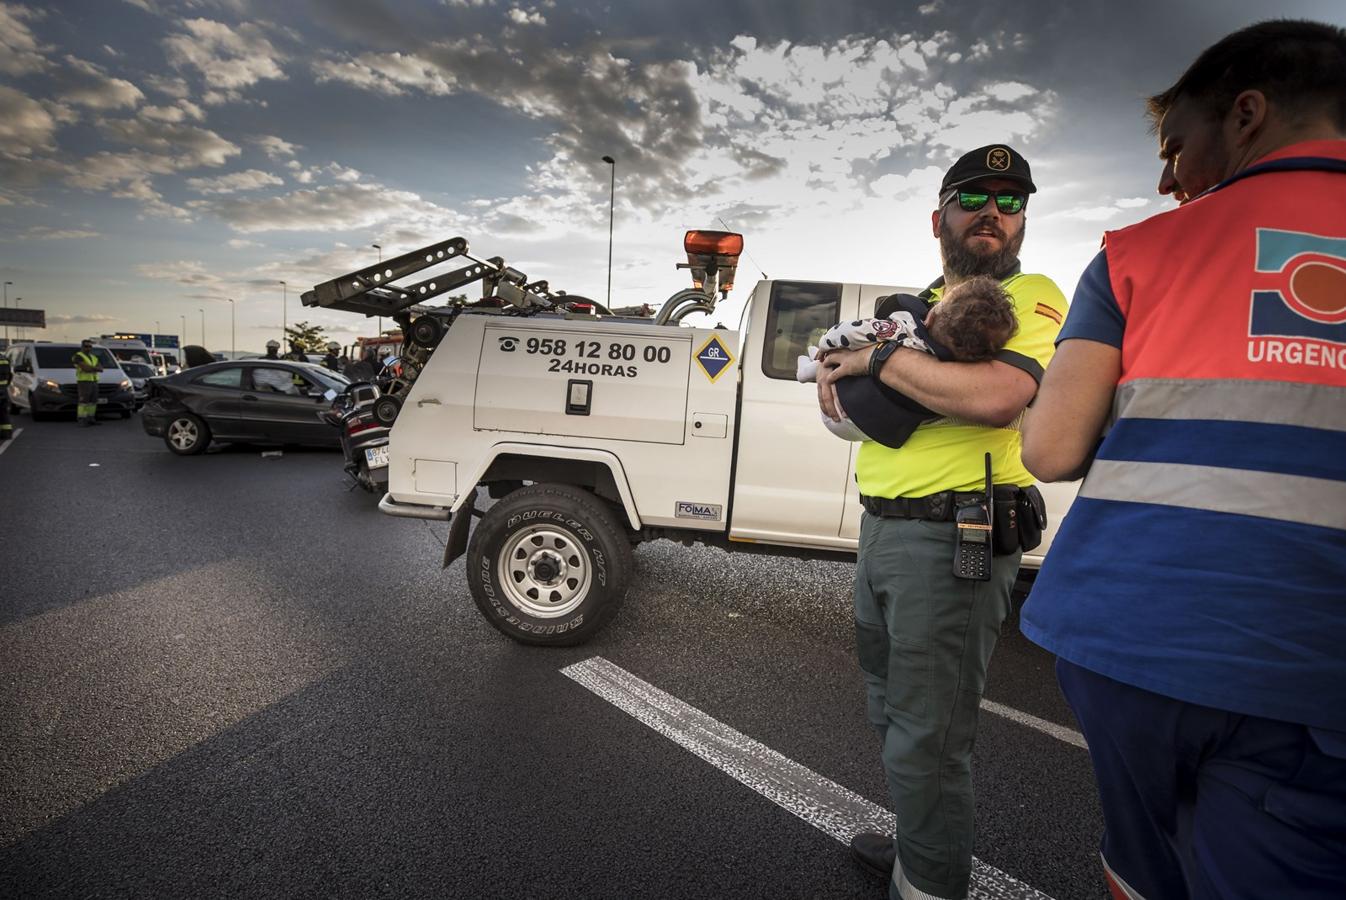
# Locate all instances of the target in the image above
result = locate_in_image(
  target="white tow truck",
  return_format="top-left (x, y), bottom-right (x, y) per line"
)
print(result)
top-left (302, 233), bottom-right (1078, 645)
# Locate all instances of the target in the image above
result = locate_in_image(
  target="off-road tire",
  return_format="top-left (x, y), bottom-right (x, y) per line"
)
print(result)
top-left (467, 482), bottom-right (633, 646)
top-left (165, 413), bottom-right (210, 455)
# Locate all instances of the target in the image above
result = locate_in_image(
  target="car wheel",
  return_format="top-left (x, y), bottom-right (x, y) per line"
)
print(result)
top-left (466, 482), bottom-right (633, 646)
top-left (372, 395), bottom-right (401, 427)
top-left (164, 413), bottom-right (210, 455)
top-left (408, 315), bottom-right (444, 348)
top-left (28, 393), bottom-right (48, 422)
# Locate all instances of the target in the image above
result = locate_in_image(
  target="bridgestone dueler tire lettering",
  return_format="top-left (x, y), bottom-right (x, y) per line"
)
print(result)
top-left (466, 483), bottom-right (633, 647)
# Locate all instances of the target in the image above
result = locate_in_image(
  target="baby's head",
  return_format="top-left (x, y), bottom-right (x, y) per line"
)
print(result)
top-left (925, 275), bottom-right (1018, 361)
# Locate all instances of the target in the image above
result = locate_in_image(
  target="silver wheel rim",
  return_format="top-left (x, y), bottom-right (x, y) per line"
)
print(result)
top-left (168, 418), bottom-right (199, 450)
top-left (497, 524), bottom-right (592, 618)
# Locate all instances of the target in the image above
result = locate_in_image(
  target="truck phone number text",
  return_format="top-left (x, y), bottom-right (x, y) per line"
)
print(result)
top-left (517, 337), bottom-right (674, 379)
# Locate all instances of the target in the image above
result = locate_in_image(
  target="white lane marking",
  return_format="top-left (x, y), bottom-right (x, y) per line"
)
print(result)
top-left (562, 656), bottom-right (1057, 900)
top-left (980, 698), bottom-right (1088, 751)
top-left (0, 427), bottom-right (21, 457)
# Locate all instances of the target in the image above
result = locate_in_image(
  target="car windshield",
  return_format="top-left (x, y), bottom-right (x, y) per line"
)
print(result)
top-left (112, 348), bottom-right (151, 363)
top-left (302, 366), bottom-right (350, 390)
top-left (36, 346), bottom-right (118, 368)
top-left (122, 362), bottom-right (156, 377)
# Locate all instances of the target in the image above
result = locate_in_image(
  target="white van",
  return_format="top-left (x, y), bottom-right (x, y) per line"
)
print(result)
top-left (6, 342), bottom-right (137, 420)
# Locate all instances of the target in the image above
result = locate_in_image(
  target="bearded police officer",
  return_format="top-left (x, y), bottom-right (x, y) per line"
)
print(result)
top-left (1021, 21), bottom-right (1346, 899)
top-left (72, 338), bottom-right (103, 427)
top-left (817, 145), bottom-right (1067, 900)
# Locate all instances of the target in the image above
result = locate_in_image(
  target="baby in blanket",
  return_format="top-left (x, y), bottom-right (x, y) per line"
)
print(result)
top-left (796, 275), bottom-right (1018, 448)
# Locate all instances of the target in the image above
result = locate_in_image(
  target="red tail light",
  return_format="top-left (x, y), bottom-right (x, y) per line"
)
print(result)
top-left (348, 421), bottom-right (380, 435)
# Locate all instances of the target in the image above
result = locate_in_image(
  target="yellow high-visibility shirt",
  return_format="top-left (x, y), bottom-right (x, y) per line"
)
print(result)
top-left (855, 272), bottom-right (1067, 498)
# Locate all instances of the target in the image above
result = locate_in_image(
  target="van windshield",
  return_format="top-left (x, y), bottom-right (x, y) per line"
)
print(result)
top-left (111, 348), bottom-right (152, 364)
top-left (36, 347), bottom-right (118, 369)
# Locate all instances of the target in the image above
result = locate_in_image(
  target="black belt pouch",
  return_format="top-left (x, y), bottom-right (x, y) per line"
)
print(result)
top-left (1016, 485), bottom-right (1047, 553)
top-left (991, 486), bottom-right (1021, 555)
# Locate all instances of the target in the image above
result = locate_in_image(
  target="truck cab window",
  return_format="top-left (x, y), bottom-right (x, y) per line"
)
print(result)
top-left (761, 281), bottom-right (842, 380)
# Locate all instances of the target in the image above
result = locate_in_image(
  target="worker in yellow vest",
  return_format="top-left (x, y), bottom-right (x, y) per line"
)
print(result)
top-left (0, 351), bottom-right (12, 440)
top-left (72, 339), bottom-right (103, 427)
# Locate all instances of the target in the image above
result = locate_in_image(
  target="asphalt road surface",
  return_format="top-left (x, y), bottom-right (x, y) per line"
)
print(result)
top-left (0, 414), bottom-right (1106, 899)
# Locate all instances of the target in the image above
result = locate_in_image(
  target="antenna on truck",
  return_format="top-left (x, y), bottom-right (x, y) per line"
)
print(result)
top-left (717, 216), bottom-right (767, 280)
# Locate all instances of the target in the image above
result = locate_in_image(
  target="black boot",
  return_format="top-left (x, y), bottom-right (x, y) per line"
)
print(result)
top-left (849, 832), bottom-right (897, 880)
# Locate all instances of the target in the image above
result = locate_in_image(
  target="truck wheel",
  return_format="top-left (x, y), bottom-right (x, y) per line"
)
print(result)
top-left (467, 483), bottom-right (633, 646)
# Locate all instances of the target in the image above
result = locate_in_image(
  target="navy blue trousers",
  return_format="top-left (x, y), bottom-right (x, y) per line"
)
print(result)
top-left (1057, 658), bottom-right (1346, 899)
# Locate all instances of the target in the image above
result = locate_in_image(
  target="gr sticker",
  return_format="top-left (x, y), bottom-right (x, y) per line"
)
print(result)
top-left (695, 335), bottom-right (734, 383)
top-left (675, 501), bottom-right (723, 520)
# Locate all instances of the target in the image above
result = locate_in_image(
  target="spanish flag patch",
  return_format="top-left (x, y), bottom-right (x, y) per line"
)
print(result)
top-left (1034, 303), bottom-right (1063, 325)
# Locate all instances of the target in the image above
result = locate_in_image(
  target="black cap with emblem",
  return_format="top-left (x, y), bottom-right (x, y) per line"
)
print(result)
top-left (939, 144), bottom-right (1037, 194)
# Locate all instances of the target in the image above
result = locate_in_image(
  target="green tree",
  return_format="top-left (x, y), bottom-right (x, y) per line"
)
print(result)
top-left (284, 320), bottom-right (328, 352)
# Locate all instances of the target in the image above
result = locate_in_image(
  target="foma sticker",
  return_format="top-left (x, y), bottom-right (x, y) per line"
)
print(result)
top-left (675, 501), bottom-right (723, 520)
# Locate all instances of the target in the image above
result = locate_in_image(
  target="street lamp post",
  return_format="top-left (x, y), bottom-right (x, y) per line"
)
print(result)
top-left (153, 321), bottom-right (160, 351)
top-left (199, 308), bottom-right (205, 347)
top-left (225, 298), bottom-right (235, 357)
top-left (180, 314), bottom-right (186, 351)
top-left (601, 156), bottom-right (615, 309)
top-left (279, 281), bottom-right (287, 347)
top-left (371, 243), bottom-right (382, 336)
top-left (3, 280), bottom-right (11, 343)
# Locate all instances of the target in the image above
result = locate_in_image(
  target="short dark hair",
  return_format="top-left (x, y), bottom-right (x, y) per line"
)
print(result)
top-left (928, 276), bottom-right (1018, 362)
top-left (1147, 20), bottom-right (1346, 131)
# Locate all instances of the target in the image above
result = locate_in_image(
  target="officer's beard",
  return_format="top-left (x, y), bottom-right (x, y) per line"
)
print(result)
top-left (939, 212), bottom-right (1025, 282)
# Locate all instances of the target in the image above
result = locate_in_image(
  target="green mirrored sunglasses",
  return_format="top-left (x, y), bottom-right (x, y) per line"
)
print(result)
top-left (942, 188), bottom-right (1027, 214)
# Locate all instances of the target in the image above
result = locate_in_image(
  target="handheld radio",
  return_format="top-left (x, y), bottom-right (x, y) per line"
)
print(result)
top-left (953, 453), bottom-right (994, 581)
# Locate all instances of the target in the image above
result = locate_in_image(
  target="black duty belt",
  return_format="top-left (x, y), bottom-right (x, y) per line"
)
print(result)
top-left (861, 486), bottom-right (1019, 522)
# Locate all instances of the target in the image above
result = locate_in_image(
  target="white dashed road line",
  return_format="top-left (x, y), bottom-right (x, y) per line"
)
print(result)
top-left (562, 655), bottom-right (1058, 900)
top-left (980, 698), bottom-right (1088, 750)
top-left (0, 428), bottom-right (22, 457)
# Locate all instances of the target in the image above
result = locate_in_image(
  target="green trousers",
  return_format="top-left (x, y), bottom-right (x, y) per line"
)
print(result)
top-left (853, 513), bottom-right (1019, 900)
top-left (76, 380), bottom-right (98, 421)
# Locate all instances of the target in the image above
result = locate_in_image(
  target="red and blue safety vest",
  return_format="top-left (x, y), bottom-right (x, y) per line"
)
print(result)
top-left (1023, 140), bottom-right (1346, 731)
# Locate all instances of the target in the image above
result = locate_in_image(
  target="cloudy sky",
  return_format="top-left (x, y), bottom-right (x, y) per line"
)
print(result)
top-left (2, 0), bottom-right (1342, 348)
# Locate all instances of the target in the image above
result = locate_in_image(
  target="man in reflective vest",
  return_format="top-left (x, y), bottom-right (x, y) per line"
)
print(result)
top-left (72, 339), bottom-right (103, 427)
top-left (0, 351), bottom-right (12, 440)
top-left (1022, 20), bottom-right (1346, 900)
top-left (818, 144), bottom-right (1067, 900)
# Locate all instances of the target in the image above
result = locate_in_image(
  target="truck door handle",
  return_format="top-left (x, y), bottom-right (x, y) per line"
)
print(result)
top-left (417, 398), bottom-right (441, 407)
top-left (243, 394), bottom-right (258, 401)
